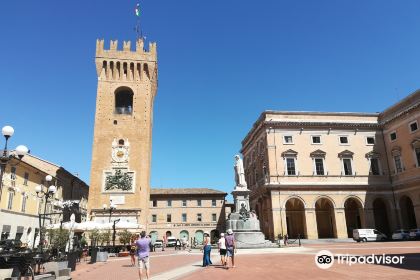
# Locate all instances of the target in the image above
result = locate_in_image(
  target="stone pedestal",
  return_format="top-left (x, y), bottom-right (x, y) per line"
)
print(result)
top-left (226, 186), bottom-right (275, 248)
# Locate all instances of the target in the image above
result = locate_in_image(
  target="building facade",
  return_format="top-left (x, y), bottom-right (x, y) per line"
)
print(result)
top-left (242, 90), bottom-right (420, 240)
top-left (88, 38), bottom-right (158, 227)
top-left (0, 154), bottom-right (88, 246)
top-left (148, 188), bottom-right (227, 244)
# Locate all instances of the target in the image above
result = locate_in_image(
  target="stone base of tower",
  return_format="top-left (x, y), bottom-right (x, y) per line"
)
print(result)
top-left (90, 209), bottom-right (143, 226)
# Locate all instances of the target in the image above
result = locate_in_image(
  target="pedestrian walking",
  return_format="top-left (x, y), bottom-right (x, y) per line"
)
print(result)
top-left (283, 234), bottom-right (289, 246)
top-left (217, 233), bottom-right (227, 268)
top-left (136, 231), bottom-right (151, 280)
top-left (129, 235), bottom-right (137, 267)
top-left (202, 232), bottom-right (212, 267)
top-left (175, 239), bottom-right (181, 250)
top-left (225, 229), bottom-right (236, 268)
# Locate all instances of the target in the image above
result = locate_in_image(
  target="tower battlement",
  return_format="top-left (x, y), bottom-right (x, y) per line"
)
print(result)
top-left (96, 39), bottom-right (157, 61)
top-left (95, 38), bottom-right (157, 80)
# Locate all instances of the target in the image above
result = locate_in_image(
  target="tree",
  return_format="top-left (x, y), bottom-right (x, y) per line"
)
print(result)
top-left (98, 231), bottom-right (111, 246)
top-left (118, 230), bottom-right (133, 246)
top-left (47, 228), bottom-right (70, 251)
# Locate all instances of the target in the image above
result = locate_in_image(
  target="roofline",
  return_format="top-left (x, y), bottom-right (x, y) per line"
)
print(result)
top-left (263, 110), bottom-right (379, 117)
top-left (380, 89), bottom-right (420, 117)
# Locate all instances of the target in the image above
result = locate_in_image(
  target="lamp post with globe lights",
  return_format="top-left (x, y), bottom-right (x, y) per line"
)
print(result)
top-left (0, 125), bottom-right (29, 203)
top-left (103, 201), bottom-right (119, 249)
top-left (35, 175), bottom-right (57, 253)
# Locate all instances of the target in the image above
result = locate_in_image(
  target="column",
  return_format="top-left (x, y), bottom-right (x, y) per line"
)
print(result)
top-left (334, 208), bottom-right (348, 239)
top-left (305, 208), bottom-right (318, 239)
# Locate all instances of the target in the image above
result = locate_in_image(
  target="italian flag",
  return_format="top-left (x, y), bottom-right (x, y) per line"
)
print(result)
top-left (135, 3), bottom-right (140, 17)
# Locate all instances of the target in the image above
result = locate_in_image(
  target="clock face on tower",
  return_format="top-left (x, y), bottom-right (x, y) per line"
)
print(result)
top-left (112, 146), bottom-right (129, 162)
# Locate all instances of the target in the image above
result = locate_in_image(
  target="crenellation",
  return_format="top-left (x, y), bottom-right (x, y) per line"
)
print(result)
top-left (110, 40), bottom-right (118, 51)
top-left (96, 38), bottom-right (157, 62)
top-left (123, 41), bottom-right (131, 51)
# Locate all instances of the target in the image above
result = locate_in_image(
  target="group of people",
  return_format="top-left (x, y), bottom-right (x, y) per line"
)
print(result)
top-left (202, 229), bottom-right (236, 269)
top-left (126, 229), bottom-right (237, 279)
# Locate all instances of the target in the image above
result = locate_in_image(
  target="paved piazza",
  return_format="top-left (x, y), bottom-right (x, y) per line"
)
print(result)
top-left (72, 241), bottom-right (420, 280)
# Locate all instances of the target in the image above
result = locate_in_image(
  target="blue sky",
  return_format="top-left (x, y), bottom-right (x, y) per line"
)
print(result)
top-left (0, 0), bottom-right (419, 196)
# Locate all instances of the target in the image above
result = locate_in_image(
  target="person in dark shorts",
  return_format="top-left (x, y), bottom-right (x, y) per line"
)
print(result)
top-left (129, 235), bottom-right (138, 266)
top-left (217, 233), bottom-right (227, 268)
top-left (225, 229), bottom-right (236, 268)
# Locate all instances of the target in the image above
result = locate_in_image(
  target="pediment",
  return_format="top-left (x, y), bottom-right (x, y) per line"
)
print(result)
top-left (310, 149), bottom-right (326, 158)
top-left (338, 149), bottom-right (354, 158)
top-left (281, 149), bottom-right (298, 157)
top-left (365, 150), bottom-right (380, 159)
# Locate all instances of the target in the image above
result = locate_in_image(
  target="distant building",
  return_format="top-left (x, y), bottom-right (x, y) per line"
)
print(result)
top-left (241, 90), bottom-right (420, 240)
top-left (0, 154), bottom-right (88, 246)
top-left (148, 188), bottom-right (227, 244)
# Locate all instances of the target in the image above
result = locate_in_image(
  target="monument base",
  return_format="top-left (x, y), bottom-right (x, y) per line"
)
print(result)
top-left (234, 231), bottom-right (276, 248)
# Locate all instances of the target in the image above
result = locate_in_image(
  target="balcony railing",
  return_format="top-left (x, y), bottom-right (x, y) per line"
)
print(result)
top-left (114, 107), bottom-right (132, 115)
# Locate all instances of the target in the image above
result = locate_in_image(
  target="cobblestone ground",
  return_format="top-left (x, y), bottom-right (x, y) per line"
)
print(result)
top-left (72, 241), bottom-right (420, 280)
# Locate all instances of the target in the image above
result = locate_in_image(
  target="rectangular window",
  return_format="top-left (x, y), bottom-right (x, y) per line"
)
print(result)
top-left (10, 167), bottom-right (16, 180)
top-left (314, 158), bottom-right (324, 175)
top-left (152, 214), bottom-right (157, 223)
top-left (7, 192), bottom-right (14, 210)
top-left (311, 136), bottom-right (321, 144)
top-left (415, 148), bottom-right (420, 167)
top-left (409, 121), bottom-right (418, 133)
top-left (342, 158), bottom-right (353, 175)
top-left (283, 135), bottom-right (293, 144)
top-left (15, 227), bottom-right (24, 241)
top-left (390, 132), bottom-right (397, 141)
top-left (21, 196), bottom-right (27, 212)
top-left (366, 137), bottom-right (375, 145)
top-left (212, 213), bottom-right (217, 222)
top-left (394, 156), bottom-right (403, 173)
top-left (370, 158), bottom-right (380, 175)
top-left (182, 213), bottom-right (187, 222)
top-left (167, 199), bottom-right (172, 207)
top-left (23, 172), bottom-right (29, 186)
top-left (182, 199), bottom-right (187, 207)
top-left (197, 213), bottom-right (202, 222)
top-left (197, 200), bottom-right (202, 207)
top-left (212, 199), bottom-right (216, 207)
top-left (152, 200), bottom-right (157, 207)
top-left (339, 136), bottom-right (349, 145)
top-left (1, 226), bottom-right (10, 241)
top-left (286, 158), bottom-right (296, 175)
top-left (166, 214), bottom-right (172, 223)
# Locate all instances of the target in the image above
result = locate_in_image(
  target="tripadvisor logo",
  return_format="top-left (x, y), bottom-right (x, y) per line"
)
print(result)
top-left (315, 250), bottom-right (405, 269)
top-left (315, 250), bottom-right (334, 269)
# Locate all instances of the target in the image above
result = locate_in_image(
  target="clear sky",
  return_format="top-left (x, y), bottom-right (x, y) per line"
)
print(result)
top-left (1, 0), bottom-right (419, 197)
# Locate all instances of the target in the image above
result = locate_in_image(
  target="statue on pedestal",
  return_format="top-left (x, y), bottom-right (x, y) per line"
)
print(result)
top-left (234, 155), bottom-right (247, 189)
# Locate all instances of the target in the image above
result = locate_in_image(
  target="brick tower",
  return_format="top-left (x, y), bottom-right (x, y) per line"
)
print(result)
top-left (88, 38), bottom-right (157, 227)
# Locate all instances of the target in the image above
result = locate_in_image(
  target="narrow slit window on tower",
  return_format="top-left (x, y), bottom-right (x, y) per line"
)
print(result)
top-left (115, 88), bottom-right (134, 115)
top-left (102, 61), bottom-right (107, 79)
top-left (143, 63), bottom-right (150, 79)
top-left (118, 139), bottom-right (124, 146)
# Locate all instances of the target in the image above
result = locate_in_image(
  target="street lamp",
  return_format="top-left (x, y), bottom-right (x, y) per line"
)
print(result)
top-left (35, 175), bottom-right (57, 253)
top-left (0, 125), bottom-right (29, 203)
top-left (103, 201), bottom-right (118, 249)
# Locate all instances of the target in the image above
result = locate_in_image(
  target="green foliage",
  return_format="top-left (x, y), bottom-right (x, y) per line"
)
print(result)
top-left (105, 169), bottom-right (133, 191)
top-left (118, 229), bottom-right (133, 246)
top-left (98, 231), bottom-right (111, 246)
top-left (47, 228), bottom-right (70, 250)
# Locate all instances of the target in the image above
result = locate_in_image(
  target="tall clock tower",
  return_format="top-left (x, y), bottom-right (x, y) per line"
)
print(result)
top-left (88, 38), bottom-right (157, 227)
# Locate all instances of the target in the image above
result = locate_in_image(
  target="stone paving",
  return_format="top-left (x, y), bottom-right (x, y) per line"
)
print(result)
top-left (71, 241), bottom-right (420, 280)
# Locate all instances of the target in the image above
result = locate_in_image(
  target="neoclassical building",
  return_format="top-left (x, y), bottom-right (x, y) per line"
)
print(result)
top-left (241, 90), bottom-right (420, 240)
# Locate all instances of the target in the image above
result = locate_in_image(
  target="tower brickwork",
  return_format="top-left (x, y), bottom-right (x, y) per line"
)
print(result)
top-left (88, 38), bottom-right (158, 227)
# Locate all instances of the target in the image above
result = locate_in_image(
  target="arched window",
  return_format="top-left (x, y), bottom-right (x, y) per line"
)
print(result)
top-left (118, 139), bottom-right (124, 146)
top-left (115, 87), bottom-right (134, 115)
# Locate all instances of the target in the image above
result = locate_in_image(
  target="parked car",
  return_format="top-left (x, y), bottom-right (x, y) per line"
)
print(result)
top-left (391, 229), bottom-right (410, 240)
top-left (409, 229), bottom-right (420, 240)
top-left (166, 237), bottom-right (177, 247)
top-left (353, 229), bottom-right (387, 242)
top-left (153, 239), bottom-right (163, 249)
